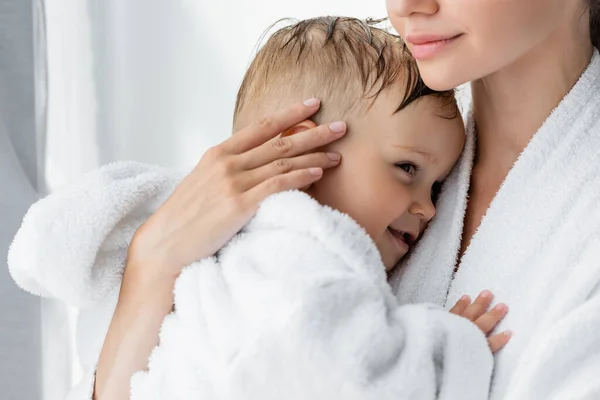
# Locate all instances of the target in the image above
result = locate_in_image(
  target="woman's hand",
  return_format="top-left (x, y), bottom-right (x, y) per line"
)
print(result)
top-left (128, 98), bottom-right (345, 280)
top-left (93, 99), bottom-right (345, 400)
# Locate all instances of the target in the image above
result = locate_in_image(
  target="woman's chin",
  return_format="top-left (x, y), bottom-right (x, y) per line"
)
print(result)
top-left (418, 64), bottom-right (469, 91)
top-left (413, 52), bottom-right (478, 91)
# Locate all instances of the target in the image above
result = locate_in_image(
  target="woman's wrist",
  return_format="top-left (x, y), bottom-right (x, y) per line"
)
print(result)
top-left (123, 251), bottom-right (181, 287)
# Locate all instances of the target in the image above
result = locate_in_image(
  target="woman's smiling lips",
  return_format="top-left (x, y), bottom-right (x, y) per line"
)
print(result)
top-left (405, 33), bottom-right (463, 60)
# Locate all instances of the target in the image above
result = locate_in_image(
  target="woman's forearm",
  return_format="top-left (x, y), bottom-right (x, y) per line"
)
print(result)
top-left (93, 266), bottom-right (175, 400)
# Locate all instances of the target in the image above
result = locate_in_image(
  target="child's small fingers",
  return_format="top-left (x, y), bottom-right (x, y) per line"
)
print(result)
top-left (474, 303), bottom-right (508, 334)
top-left (462, 290), bottom-right (493, 321)
top-left (449, 295), bottom-right (471, 315)
top-left (488, 331), bottom-right (513, 353)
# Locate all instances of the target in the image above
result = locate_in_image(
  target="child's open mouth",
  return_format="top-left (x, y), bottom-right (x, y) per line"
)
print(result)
top-left (388, 227), bottom-right (416, 250)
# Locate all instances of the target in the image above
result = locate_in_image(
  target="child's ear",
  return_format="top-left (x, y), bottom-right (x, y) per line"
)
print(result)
top-left (281, 120), bottom-right (317, 138)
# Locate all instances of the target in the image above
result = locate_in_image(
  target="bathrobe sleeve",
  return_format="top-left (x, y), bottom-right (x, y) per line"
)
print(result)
top-left (7, 161), bottom-right (181, 309)
top-left (6, 162), bottom-right (179, 400)
top-left (130, 192), bottom-right (494, 400)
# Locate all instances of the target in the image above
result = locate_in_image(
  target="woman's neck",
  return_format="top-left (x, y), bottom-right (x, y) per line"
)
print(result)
top-left (471, 34), bottom-right (594, 170)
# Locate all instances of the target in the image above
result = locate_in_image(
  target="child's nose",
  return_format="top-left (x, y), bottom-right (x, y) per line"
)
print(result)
top-left (408, 194), bottom-right (436, 222)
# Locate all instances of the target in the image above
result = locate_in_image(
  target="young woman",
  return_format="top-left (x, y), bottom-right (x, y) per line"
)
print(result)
top-left (93, 0), bottom-right (600, 398)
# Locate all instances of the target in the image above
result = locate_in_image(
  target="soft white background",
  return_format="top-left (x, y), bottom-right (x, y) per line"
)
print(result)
top-left (43, 1), bottom-right (391, 399)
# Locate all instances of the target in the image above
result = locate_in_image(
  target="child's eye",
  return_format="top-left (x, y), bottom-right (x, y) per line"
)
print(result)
top-left (395, 162), bottom-right (419, 176)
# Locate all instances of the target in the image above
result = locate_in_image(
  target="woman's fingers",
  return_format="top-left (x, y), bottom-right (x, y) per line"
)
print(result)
top-left (462, 290), bottom-right (493, 321)
top-left (243, 152), bottom-right (341, 191)
top-left (133, 100), bottom-right (344, 276)
top-left (243, 167), bottom-right (326, 208)
top-left (488, 331), bottom-right (513, 353)
top-left (225, 99), bottom-right (322, 154)
top-left (239, 121), bottom-right (347, 170)
top-left (474, 303), bottom-right (508, 334)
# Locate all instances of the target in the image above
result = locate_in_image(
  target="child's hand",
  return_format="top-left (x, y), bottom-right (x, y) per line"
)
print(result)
top-left (449, 290), bottom-right (512, 353)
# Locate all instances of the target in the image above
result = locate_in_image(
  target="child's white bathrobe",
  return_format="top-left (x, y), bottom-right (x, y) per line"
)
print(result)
top-left (391, 48), bottom-right (600, 400)
top-left (8, 164), bottom-right (493, 399)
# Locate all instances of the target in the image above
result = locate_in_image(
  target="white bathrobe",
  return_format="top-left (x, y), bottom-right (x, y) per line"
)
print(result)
top-left (390, 48), bottom-right (600, 400)
top-left (8, 164), bottom-right (492, 400)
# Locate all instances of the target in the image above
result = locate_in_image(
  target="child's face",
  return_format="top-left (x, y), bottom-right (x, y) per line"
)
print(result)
top-left (307, 91), bottom-right (465, 270)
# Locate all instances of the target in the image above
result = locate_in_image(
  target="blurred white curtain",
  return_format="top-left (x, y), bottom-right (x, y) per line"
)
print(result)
top-left (44, 1), bottom-right (388, 398)
top-left (47, 0), bottom-right (388, 173)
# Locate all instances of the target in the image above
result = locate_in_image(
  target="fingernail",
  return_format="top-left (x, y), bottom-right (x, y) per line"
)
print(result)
top-left (494, 303), bottom-right (508, 313)
top-left (303, 98), bottom-right (320, 107)
top-left (327, 152), bottom-right (341, 162)
top-left (329, 121), bottom-right (346, 133)
top-left (308, 167), bottom-right (323, 176)
top-left (503, 331), bottom-right (513, 337)
top-left (480, 290), bottom-right (492, 299)
top-left (460, 295), bottom-right (470, 302)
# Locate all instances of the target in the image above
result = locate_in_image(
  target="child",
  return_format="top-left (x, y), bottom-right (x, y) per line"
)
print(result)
top-left (9, 17), bottom-right (508, 400)
top-left (233, 16), bottom-right (464, 271)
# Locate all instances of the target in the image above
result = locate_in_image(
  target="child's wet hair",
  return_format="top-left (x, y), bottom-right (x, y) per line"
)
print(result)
top-left (233, 16), bottom-right (458, 130)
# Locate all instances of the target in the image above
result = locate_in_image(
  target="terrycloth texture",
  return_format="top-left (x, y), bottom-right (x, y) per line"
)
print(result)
top-left (8, 163), bottom-right (493, 400)
top-left (9, 162), bottom-right (182, 308)
top-left (391, 49), bottom-right (600, 400)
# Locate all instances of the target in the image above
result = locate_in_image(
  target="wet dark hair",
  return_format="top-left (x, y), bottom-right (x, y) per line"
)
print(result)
top-left (233, 17), bottom-right (458, 130)
top-left (591, 0), bottom-right (600, 48)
